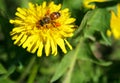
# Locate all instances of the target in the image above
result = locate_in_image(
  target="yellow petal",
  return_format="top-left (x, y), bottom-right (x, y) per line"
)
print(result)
top-left (37, 41), bottom-right (44, 57)
top-left (17, 8), bottom-right (26, 15)
top-left (15, 12), bottom-right (25, 19)
top-left (49, 2), bottom-right (61, 12)
top-left (27, 37), bottom-right (35, 52)
top-left (65, 18), bottom-right (76, 24)
top-left (19, 34), bottom-right (28, 46)
top-left (50, 37), bottom-right (57, 55)
top-left (9, 20), bottom-right (15, 24)
top-left (45, 38), bottom-right (51, 56)
top-left (22, 36), bottom-right (31, 48)
top-left (64, 39), bottom-right (72, 50)
top-left (31, 40), bottom-right (40, 53)
top-left (14, 33), bottom-right (24, 45)
top-left (56, 38), bottom-right (67, 53)
top-left (12, 35), bottom-right (18, 40)
top-left (26, 35), bottom-right (39, 52)
top-left (29, 2), bottom-right (34, 9)
top-left (42, 1), bottom-right (46, 9)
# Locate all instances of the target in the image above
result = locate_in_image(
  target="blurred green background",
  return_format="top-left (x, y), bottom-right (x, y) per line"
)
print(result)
top-left (0, 0), bottom-right (120, 83)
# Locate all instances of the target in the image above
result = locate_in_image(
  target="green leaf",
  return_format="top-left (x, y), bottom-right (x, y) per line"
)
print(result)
top-left (73, 8), bottom-right (111, 45)
top-left (0, 63), bottom-right (7, 74)
top-left (50, 50), bottom-right (75, 82)
top-left (77, 38), bottom-right (112, 66)
top-left (84, 8), bottom-right (109, 36)
top-left (83, 8), bottom-right (111, 45)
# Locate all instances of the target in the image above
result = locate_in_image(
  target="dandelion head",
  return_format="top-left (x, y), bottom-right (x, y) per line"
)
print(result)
top-left (10, 1), bottom-right (76, 57)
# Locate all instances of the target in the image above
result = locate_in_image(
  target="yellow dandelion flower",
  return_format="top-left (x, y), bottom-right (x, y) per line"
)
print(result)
top-left (83, 0), bottom-right (107, 9)
top-left (10, 2), bottom-right (76, 57)
top-left (109, 4), bottom-right (120, 39)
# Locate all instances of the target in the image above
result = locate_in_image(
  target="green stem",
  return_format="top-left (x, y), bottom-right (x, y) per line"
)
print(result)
top-left (27, 63), bottom-right (39, 83)
top-left (62, 40), bottom-right (83, 83)
top-left (17, 56), bottom-right (36, 83)
top-left (62, 44), bottom-right (80, 83)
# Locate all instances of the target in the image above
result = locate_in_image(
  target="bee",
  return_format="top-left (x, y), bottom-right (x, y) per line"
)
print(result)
top-left (39, 12), bottom-right (61, 27)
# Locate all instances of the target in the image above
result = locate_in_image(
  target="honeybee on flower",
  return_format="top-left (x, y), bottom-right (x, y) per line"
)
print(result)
top-left (38, 11), bottom-right (61, 27)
